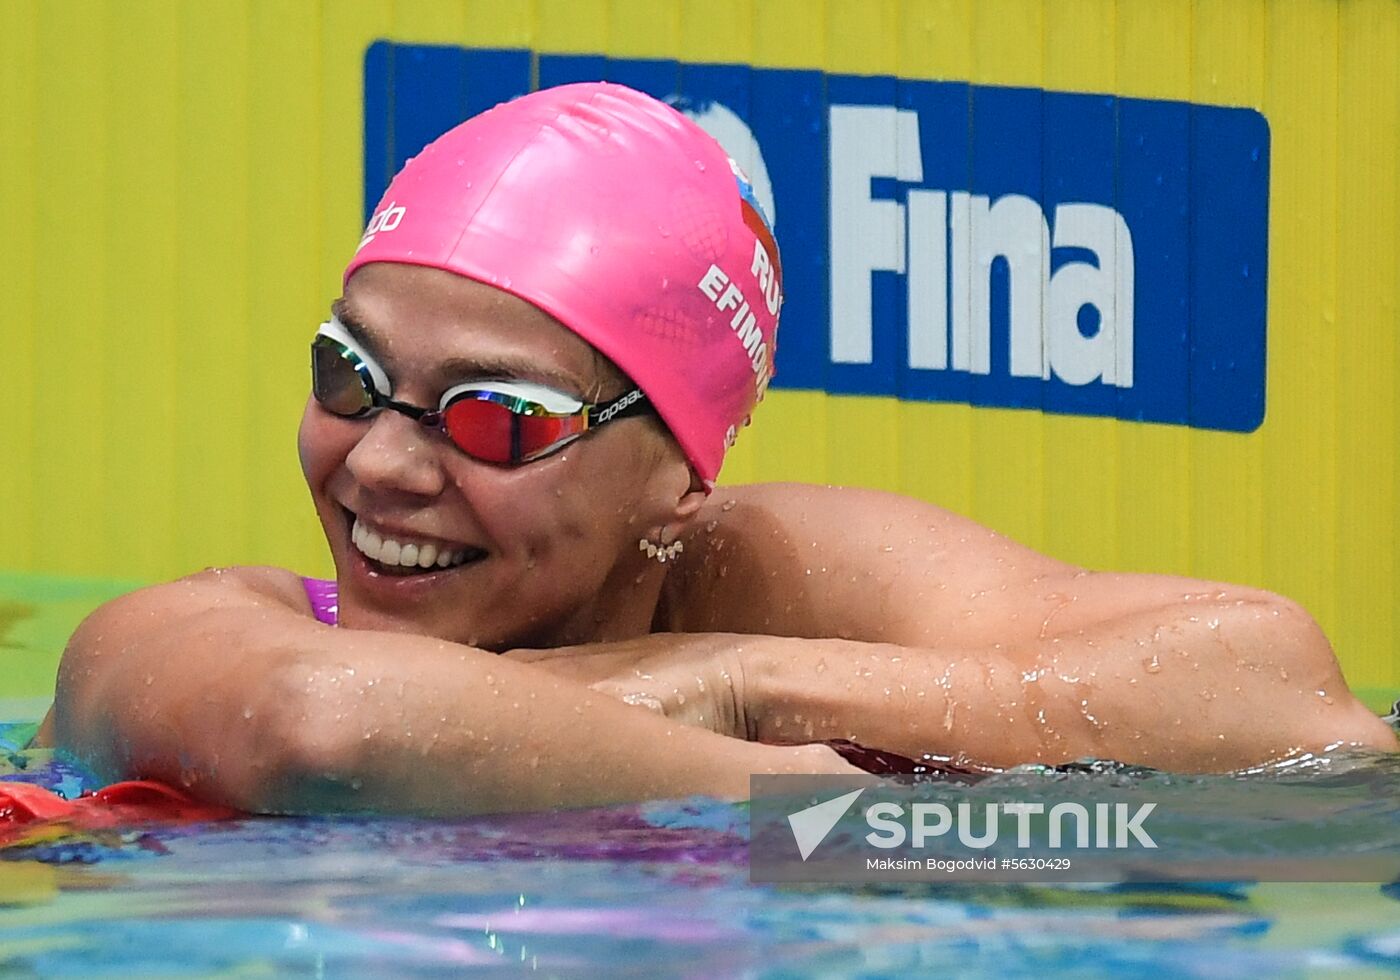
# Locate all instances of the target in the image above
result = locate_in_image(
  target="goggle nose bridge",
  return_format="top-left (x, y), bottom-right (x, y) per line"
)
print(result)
top-left (371, 392), bottom-right (445, 433)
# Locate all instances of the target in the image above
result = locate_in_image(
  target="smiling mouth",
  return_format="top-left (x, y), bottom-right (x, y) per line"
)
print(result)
top-left (347, 512), bottom-right (488, 576)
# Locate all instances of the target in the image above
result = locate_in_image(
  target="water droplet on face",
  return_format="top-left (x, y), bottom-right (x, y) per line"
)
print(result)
top-left (1143, 655), bottom-right (1162, 674)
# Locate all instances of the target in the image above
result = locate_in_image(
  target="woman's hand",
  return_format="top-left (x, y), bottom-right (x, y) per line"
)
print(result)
top-left (504, 633), bottom-right (755, 739)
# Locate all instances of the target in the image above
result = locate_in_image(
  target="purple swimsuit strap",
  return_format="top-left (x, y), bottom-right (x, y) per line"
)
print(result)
top-left (301, 577), bottom-right (339, 627)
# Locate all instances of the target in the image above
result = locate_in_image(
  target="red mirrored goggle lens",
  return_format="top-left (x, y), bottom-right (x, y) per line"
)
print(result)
top-left (311, 334), bottom-right (596, 464)
top-left (440, 396), bottom-right (587, 464)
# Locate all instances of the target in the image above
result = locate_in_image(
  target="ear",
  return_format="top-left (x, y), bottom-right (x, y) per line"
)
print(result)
top-left (642, 449), bottom-right (708, 533)
top-left (672, 469), bottom-right (708, 522)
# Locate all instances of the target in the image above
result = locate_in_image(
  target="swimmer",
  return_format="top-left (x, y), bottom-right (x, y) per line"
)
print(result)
top-left (32, 83), bottom-right (1396, 814)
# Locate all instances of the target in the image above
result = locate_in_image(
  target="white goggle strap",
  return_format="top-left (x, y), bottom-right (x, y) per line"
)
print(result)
top-left (438, 378), bottom-right (587, 416)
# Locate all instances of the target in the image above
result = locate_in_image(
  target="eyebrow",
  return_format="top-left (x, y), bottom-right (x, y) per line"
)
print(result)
top-left (330, 299), bottom-right (591, 397)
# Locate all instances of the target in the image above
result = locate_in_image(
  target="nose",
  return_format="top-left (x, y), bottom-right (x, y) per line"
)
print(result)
top-left (344, 409), bottom-right (449, 498)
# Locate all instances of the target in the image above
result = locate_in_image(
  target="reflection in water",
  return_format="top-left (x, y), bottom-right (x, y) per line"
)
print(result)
top-left (1, 726), bottom-right (1399, 974)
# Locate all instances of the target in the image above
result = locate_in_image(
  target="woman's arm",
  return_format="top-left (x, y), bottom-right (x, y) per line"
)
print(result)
top-left (47, 567), bottom-right (851, 815)
top-left (636, 484), bottom-right (1398, 771)
top-left (740, 583), bottom-right (1398, 771)
top-left (532, 596), bottom-right (1394, 773)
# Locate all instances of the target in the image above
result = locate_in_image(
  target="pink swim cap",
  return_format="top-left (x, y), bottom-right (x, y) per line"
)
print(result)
top-left (345, 82), bottom-right (783, 490)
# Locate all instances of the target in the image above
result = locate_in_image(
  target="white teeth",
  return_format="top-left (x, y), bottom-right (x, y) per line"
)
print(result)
top-left (351, 518), bottom-right (474, 571)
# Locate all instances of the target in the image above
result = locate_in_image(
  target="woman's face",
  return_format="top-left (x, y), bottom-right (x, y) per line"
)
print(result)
top-left (298, 262), bottom-right (689, 650)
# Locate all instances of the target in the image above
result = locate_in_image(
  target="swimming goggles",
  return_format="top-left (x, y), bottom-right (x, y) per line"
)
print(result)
top-left (311, 317), bottom-right (653, 464)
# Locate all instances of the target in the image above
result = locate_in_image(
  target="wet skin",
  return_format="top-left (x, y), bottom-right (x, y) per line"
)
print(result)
top-left (302, 267), bottom-right (1396, 771)
top-left (32, 265), bottom-right (1398, 810)
top-left (300, 263), bottom-right (704, 651)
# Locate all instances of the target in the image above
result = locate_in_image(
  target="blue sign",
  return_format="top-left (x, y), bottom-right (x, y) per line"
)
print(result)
top-left (364, 42), bottom-right (1270, 432)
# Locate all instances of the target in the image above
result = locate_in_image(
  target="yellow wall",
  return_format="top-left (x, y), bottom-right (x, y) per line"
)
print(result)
top-left (1, 1), bottom-right (1396, 692)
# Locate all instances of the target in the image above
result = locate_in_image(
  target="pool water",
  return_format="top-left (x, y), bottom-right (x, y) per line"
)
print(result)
top-left (3, 719), bottom-right (1400, 978)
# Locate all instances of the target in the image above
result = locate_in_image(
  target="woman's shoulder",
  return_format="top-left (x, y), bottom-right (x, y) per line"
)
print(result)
top-left (87, 565), bottom-right (318, 626)
top-left (694, 482), bottom-right (969, 536)
top-left (673, 483), bottom-right (1056, 640)
top-left (210, 565), bottom-right (321, 612)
